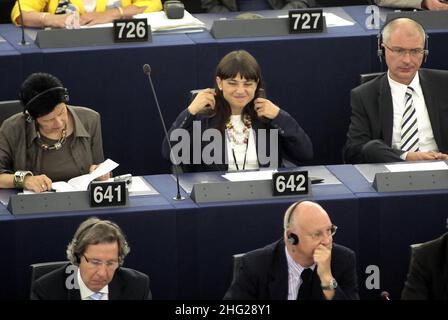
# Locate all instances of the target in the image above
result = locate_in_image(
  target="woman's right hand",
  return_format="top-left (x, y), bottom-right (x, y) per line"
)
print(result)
top-left (23, 175), bottom-right (53, 193)
top-left (187, 89), bottom-right (216, 115)
top-left (43, 13), bottom-right (71, 28)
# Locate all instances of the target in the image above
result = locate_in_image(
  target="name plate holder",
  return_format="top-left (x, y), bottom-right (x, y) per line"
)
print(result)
top-left (210, 10), bottom-right (326, 39)
top-left (386, 11), bottom-right (448, 29)
top-left (7, 190), bottom-right (129, 215)
top-left (372, 170), bottom-right (448, 192)
top-left (190, 179), bottom-right (311, 203)
top-left (35, 25), bottom-right (152, 49)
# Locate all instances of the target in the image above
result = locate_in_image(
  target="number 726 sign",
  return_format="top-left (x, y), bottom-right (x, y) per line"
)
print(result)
top-left (113, 18), bottom-right (151, 43)
top-left (288, 9), bottom-right (324, 33)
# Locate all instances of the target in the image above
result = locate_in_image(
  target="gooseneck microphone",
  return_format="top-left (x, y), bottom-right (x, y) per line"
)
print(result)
top-left (143, 64), bottom-right (185, 201)
top-left (16, 0), bottom-right (29, 46)
top-left (380, 291), bottom-right (391, 300)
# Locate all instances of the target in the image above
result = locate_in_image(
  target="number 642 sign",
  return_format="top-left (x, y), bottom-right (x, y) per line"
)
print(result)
top-left (272, 171), bottom-right (310, 196)
top-left (288, 9), bottom-right (324, 34)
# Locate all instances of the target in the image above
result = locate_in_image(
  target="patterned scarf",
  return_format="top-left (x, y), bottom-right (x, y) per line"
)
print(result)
top-left (55, 0), bottom-right (71, 14)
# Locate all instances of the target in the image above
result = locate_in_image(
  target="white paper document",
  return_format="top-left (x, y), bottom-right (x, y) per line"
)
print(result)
top-left (222, 170), bottom-right (277, 182)
top-left (323, 12), bottom-right (355, 27)
top-left (81, 11), bottom-right (205, 32)
top-left (106, 176), bottom-right (157, 196)
top-left (385, 161), bottom-right (448, 173)
top-left (51, 159), bottom-right (119, 192)
top-left (134, 11), bottom-right (205, 32)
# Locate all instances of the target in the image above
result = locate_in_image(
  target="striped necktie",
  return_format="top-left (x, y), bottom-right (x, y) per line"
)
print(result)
top-left (400, 86), bottom-right (420, 152)
top-left (89, 292), bottom-right (104, 300)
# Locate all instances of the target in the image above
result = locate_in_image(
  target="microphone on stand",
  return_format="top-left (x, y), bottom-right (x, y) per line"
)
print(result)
top-left (143, 64), bottom-right (185, 201)
top-left (380, 291), bottom-right (391, 300)
top-left (16, 0), bottom-right (29, 46)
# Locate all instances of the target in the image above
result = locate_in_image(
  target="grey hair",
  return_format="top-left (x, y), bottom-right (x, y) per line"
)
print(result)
top-left (283, 201), bottom-right (304, 231)
top-left (382, 18), bottom-right (426, 46)
top-left (66, 217), bottom-right (130, 265)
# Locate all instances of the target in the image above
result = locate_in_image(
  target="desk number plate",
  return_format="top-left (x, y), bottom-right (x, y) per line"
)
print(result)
top-left (113, 18), bottom-right (149, 42)
top-left (273, 171), bottom-right (309, 196)
top-left (289, 9), bottom-right (323, 33)
top-left (89, 181), bottom-right (127, 207)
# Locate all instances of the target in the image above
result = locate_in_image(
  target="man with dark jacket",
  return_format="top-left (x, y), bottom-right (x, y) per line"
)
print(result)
top-left (402, 232), bottom-right (448, 300)
top-left (31, 217), bottom-right (151, 300)
top-left (224, 201), bottom-right (359, 300)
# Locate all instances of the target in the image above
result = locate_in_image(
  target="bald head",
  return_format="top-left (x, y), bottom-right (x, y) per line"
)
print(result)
top-left (382, 18), bottom-right (425, 47)
top-left (284, 201), bottom-right (330, 232)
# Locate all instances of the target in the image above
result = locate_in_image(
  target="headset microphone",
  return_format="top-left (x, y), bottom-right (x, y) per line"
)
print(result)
top-left (288, 233), bottom-right (299, 245)
top-left (143, 64), bottom-right (185, 201)
top-left (377, 17), bottom-right (429, 64)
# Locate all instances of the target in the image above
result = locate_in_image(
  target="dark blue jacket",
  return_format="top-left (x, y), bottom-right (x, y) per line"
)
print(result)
top-left (162, 108), bottom-right (313, 172)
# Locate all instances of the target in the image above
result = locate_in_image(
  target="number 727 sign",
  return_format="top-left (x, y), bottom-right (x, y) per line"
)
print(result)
top-left (288, 9), bottom-right (324, 33)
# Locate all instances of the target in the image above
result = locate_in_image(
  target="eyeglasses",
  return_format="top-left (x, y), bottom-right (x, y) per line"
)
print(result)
top-left (383, 44), bottom-right (426, 57)
top-left (309, 225), bottom-right (338, 240)
top-left (83, 255), bottom-right (119, 271)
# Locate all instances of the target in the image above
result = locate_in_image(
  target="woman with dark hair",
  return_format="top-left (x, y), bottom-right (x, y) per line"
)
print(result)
top-left (0, 72), bottom-right (108, 192)
top-left (162, 50), bottom-right (313, 172)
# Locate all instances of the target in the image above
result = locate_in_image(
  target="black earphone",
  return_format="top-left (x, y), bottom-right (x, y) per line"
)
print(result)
top-left (20, 86), bottom-right (70, 114)
top-left (377, 17), bottom-right (429, 64)
top-left (284, 201), bottom-right (304, 246)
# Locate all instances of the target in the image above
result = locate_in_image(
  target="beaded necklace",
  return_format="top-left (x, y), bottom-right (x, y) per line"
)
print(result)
top-left (36, 126), bottom-right (67, 151)
top-left (225, 114), bottom-right (252, 145)
top-left (225, 114), bottom-right (252, 171)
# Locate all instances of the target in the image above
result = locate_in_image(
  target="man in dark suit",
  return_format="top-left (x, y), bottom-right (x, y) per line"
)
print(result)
top-left (343, 18), bottom-right (448, 164)
top-left (401, 232), bottom-right (448, 300)
top-left (31, 217), bottom-right (151, 300)
top-left (224, 201), bottom-right (359, 300)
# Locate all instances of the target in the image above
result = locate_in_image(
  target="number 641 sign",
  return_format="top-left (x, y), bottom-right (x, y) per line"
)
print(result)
top-left (288, 9), bottom-right (324, 33)
top-left (89, 181), bottom-right (127, 207)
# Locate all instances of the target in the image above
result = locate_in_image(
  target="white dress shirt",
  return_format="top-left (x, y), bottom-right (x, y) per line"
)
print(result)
top-left (388, 71), bottom-right (438, 159)
top-left (285, 247), bottom-right (316, 300)
top-left (77, 268), bottom-right (109, 300)
top-left (226, 115), bottom-right (259, 171)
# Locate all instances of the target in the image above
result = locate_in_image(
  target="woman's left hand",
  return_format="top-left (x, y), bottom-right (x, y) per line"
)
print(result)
top-left (89, 164), bottom-right (111, 181)
top-left (254, 98), bottom-right (280, 119)
top-left (80, 12), bottom-right (115, 26)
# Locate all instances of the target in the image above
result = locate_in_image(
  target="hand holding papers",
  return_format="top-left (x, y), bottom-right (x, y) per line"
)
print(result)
top-left (52, 159), bottom-right (119, 192)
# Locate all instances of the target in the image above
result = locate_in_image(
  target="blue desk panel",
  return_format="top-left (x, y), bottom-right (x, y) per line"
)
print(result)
top-left (0, 183), bottom-right (178, 300)
top-left (0, 170), bottom-right (359, 300)
top-left (2, 6), bottom-right (448, 176)
top-left (0, 24), bottom-right (198, 177)
top-left (328, 164), bottom-right (448, 300)
top-left (0, 37), bottom-right (22, 103)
